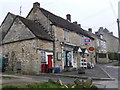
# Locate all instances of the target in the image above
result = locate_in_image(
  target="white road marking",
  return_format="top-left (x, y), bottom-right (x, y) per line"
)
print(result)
top-left (106, 66), bottom-right (119, 68)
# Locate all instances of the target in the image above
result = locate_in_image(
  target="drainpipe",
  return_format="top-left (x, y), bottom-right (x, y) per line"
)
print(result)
top-left (50, 24), bottom-right (56, 68)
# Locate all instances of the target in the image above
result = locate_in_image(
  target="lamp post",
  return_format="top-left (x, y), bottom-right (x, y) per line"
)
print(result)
top-left (117, 19), bottom-right (120, 63)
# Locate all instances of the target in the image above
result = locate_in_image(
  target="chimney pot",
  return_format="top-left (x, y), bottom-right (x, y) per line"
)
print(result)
top-left (95, 32), bottom-right (98, 35)
top-left (73, 21), bottom-right (77, 24)
top-left (78, 24), bottom-right (81, 28)
top-left (110, 32), bottom-right (113, 35)
top-left (66, 14), bottom-right (71, 22)
top-left (33, 2), bottom-right (40, 8)
top-left (88, 28), bottom-right (92, 33)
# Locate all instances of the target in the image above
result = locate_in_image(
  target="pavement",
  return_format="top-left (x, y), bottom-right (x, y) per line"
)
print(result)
top-left (1, 61), bottom-right (119, 89)
top-left (55, 64), bottom-right (115, 80)
top-left (2, 63), bottom-right (114, 80)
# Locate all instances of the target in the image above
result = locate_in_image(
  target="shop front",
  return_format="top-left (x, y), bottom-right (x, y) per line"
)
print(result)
top-left (61, 42), bottom-right (78, 71)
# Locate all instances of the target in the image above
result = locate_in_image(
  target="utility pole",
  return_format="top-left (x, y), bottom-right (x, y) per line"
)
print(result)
top-left (118, 1), bottom-right (120, 63)
top-left (117, 18), bottom-right (120, 63)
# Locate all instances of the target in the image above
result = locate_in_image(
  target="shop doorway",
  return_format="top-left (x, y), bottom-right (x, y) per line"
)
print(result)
top-left (64, 51), bottom-right (72, 66)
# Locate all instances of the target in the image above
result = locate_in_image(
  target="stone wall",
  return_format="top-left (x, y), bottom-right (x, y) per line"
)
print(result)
top-left (1, 38), bottom-right (53, 73)
top-left (70, 32), bottom-right (80, 46)
top-left (97, 55), bottom-right (109, 64)
top-left (27, 8), bottom-right (53, 36)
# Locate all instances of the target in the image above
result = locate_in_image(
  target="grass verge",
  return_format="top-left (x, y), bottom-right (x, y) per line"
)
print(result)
top-left (2, 82), bottom-right (98, 89)
top-left (113, 63), bottom-right (120, 66)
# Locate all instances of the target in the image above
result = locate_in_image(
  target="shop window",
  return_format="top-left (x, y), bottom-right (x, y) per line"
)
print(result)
top-left (41, 51), bottom-right (46, 63)
top-left (98, 53), bottom-right (106, 58)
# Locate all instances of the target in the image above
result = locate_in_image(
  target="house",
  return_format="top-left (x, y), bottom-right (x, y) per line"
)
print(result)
top-left (96, 27), bottom-right (119, 53)
top-left (95, 27), bottom-right (119, 61)
top-left (94, 32), bottom-right (108, 63)
top-left (0, 14), bottom-right (53, 73)
top-left (26, 2), bottom-right (96, 71)
top-left (0, 2), bottom-right (97, 73)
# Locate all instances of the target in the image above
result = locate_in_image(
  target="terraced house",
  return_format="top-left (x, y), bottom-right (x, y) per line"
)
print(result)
top-left (27, 2), bottom-right (97, 71)
top-left (0, 2), bottom-right (99, 73)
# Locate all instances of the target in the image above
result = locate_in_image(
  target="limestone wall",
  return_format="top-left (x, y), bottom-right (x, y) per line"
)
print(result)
top-left (1, 39), bottom-right (53, 73)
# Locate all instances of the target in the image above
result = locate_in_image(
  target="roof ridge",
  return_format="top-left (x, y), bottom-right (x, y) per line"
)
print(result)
top-left (40, 8), bottom-right (69, 22)
top-left (40, 8), bottom-right (94, 40)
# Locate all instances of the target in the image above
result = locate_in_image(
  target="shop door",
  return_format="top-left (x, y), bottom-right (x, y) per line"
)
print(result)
top-left (66, 51), bottom-right (72, 66)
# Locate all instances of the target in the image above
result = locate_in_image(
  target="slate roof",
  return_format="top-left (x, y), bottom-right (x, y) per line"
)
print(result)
top-left (1, 15), bottom-right (53, 45)
top-left (17, 16), bottom-right (53, 41)
top-left (39, 8), bottom-right (94, 40)
top-left (87, 31), bottom-right (106, 41)
top-left (0, 12), bottom-right (16, 40)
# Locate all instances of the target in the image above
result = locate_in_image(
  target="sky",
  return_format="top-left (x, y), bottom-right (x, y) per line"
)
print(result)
top-left (0, 0), bottom-right (119, 37)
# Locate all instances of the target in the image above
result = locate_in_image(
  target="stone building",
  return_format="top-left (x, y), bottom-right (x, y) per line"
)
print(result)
top-left (26, 2), bottom-right (96, 71)
top-left (0, 15), bottom-right (53, 73)
top-left (0, 2), bottom-right (97, 73)
top-left (96, 27), bottom-right (119, 53)
top-left (94, 33), bottom-right (108, 63)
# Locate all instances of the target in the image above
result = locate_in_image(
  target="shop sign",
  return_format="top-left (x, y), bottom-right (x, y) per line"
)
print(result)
top-left (84, 38), bottom-right (91, 43)
top-left (89, 47), bottom-right (94, 51)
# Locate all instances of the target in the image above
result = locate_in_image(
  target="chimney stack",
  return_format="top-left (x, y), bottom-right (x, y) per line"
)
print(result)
top-left (110, 32), bottom-right (113, 35)
top-left (73, 21), bottom-right (77, 24)
top-left (33, 2), bottom-right (40, 8)
top-left (78, 24), bottom-right (81, 28)
top-left (88, 28), bottom-right (92, 33)
top-left (66, 14), bottom-right (71, 22)
top-left (95, 32), bottom-right (98, 35)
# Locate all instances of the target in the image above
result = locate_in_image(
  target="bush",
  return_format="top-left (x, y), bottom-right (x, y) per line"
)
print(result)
top-left (113, 63), bottom-right (120, 66)
top-left (108, 52), bottom-right (118, 60)
top-left (26, 82), bottom-right (62, 88)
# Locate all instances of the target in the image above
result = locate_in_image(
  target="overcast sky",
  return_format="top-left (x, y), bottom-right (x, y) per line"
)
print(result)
top-left (0, 0), bottom-right (119, 37)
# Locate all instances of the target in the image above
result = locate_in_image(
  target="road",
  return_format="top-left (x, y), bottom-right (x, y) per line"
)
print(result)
top-left (1, 61), bottom-right (120, 89)
top-left (93, 62), bottom-right (120, 89)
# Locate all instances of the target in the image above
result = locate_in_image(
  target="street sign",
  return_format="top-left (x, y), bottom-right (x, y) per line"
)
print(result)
top-left (84, 38), bottom-right (91, 43)
top-left (89, 47), bottom-right (94, 51)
